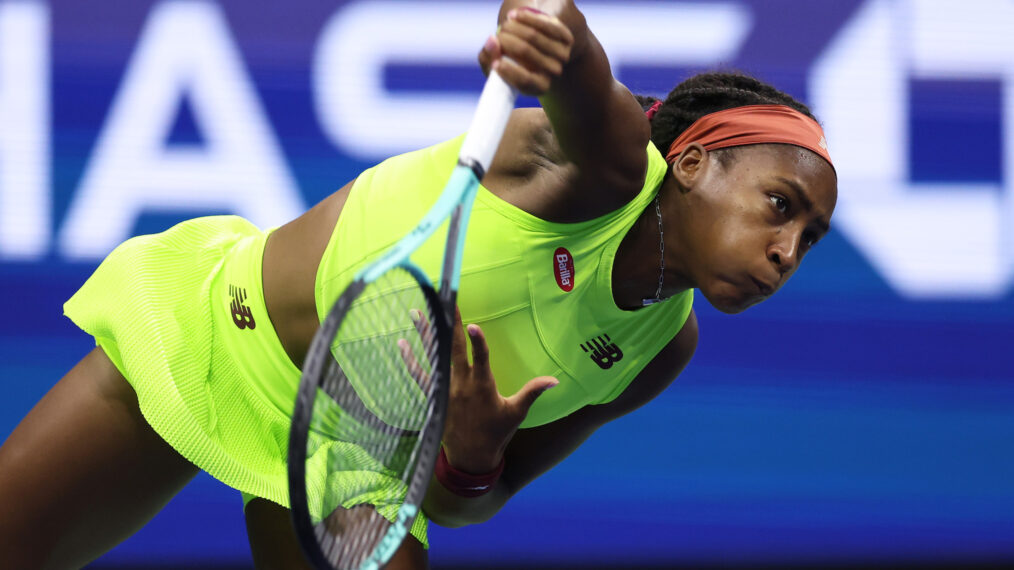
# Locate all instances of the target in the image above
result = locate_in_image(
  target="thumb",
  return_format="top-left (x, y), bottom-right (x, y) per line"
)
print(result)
top-left (506, 376), bottom-right (559, 418)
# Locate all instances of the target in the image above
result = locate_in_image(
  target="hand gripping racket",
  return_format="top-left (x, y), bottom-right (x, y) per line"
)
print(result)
top-left (288, 70), bottom-right (518, 570)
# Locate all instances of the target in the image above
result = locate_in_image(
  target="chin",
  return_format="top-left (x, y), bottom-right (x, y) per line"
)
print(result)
top-left (713, 301), bottom-right (751, 314)
top-left (701, 288), bottom-right (764, 314)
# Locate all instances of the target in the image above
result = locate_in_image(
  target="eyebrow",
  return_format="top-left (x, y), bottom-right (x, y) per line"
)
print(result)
top-left (775, 176), bottom-right (831, 234)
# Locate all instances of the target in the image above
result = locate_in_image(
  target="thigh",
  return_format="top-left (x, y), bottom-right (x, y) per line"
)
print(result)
top-left (0, 347), bottom-right (199, 569)
top-left (245, 498), bottom-right (430, 570)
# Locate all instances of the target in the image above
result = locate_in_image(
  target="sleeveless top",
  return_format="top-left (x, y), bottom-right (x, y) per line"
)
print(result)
top-left (315, 136), bottom-right (693, 428)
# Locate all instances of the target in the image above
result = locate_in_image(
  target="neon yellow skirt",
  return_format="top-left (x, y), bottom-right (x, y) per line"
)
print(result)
top-left (63, 216), bottom-right (428, 545)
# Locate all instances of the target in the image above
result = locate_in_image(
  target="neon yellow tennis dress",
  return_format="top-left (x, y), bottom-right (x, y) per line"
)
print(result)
top-left (318, 135), bottom-right (693, 428)
top-left (63, 136), bottom-right (693, 547)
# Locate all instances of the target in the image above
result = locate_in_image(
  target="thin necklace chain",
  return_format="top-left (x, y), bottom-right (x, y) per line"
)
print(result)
top-left (642, 194), bottom-right (665, 306)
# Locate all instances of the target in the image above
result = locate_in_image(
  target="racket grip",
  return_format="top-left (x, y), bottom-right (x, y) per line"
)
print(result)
top-left (459, 69), bottom-right (519, 175)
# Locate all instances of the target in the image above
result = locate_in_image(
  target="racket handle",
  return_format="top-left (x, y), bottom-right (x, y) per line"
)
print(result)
top-left (459, 69), bottom-right (519, 176)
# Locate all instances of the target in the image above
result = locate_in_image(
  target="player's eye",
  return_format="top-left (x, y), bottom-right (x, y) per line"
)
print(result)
top-left (769, 194), bottom-right (789, 214)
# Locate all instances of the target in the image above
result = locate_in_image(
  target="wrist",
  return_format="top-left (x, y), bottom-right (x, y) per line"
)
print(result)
top-left (435, 447), bottom-right (505, 498)
top-left (443, 445), bottom-right (503, 475)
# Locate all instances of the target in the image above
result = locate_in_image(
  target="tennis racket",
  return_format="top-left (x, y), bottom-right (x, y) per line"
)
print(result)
top-left (288, 70), bottom-right (518, 570)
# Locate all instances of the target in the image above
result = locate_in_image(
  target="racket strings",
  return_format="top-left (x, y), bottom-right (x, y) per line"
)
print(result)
top-left (307, 269), bottom-right (444, 569)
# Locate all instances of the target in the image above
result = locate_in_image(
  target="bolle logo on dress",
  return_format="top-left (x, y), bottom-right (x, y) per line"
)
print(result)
top-left (553, 247), bottom-right (575, 292)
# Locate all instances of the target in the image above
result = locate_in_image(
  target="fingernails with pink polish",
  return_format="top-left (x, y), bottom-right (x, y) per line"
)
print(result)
top-left (522, 6), bottom-right (547, 15)
top-left (467, 324), bottom-right (480, 338)
top-left (484, 35), bottom-right (497, 52)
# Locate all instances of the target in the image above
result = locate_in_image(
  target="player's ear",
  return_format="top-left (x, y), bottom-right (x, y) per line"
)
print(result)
top-left (671, 143), bottom-right (707, 193)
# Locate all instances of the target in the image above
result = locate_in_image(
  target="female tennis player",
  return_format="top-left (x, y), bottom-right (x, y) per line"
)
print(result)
top-left (0, 1), bottom-right (836, 568)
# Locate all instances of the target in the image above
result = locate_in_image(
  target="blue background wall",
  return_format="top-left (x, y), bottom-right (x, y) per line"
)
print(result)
top-left (1, 0), bottom-right (1012, 566)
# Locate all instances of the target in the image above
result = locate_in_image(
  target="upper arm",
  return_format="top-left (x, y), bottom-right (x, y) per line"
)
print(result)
top-left (493, 0), bottom-right (650, 212)
top-left (500, 311), bottom-right (699, 494)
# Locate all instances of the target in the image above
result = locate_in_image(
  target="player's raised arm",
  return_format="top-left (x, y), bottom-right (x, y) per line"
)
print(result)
top-left (479, 0), bottom-right (651, 203)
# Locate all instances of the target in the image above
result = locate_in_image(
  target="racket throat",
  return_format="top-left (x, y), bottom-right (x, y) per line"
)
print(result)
top-left (438, 159), bottom-right (482, 314)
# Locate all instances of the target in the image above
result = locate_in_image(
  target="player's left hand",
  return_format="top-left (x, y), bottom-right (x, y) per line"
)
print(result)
top-left (441, 307), bottom-right (558, 474)
top-left (477, 6), bottom-right (574, 96)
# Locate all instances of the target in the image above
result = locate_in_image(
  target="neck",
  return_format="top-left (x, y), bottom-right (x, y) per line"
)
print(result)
top-left (612, 181), bottom-right (694, 310)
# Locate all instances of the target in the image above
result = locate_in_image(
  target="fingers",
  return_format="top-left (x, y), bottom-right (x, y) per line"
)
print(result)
top-left (409, 308), bottom-right (429, 339)
top-left (397, 338), bottom-right (431, 392)
top-left (450, 307), bottom-right (490, 378)
top-left (466, 323), bottom-right (491, 376)
top-left (479, 8), bottom-right (574, 95)
top-left (477, 34), bottom-right (500, 76)
top-left (409, 308), bottom-right (437, 366)
top-left (450, 305), bottom-right (469, 369)
top-left (501, 10), bottom-right (572, 69)
top-left (505, 375), bottom-right (559, 419)
top-left (493, 47), bottom-right (555, 95)
top-left (514, 7), bottom-right (575, 43)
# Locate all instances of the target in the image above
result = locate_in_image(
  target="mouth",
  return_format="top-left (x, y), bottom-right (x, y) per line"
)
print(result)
top-left (749, 276), bottom-right (774, 296)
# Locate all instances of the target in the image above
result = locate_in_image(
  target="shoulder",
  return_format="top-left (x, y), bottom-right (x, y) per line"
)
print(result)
top-left (483, 106), bottom-right (652, 223)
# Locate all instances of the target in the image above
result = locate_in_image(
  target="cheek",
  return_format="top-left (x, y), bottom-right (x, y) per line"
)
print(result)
top-left (684, 183), bottom-right (768, 272)
top-left (704, 217), bottom-right (761, 266)
top-left (693, 219), bottom-right (770, 307)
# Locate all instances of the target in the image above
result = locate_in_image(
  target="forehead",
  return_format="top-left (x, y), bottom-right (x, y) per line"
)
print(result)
top-left (729, 143), bottom-right (838, 212)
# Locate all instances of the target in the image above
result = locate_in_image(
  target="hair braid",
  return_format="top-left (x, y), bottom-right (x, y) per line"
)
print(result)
top-left (635, 72), bottom-right (816, 164)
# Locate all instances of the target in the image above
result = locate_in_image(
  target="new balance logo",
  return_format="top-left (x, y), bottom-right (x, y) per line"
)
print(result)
top-left (229, 285), bottom-right (256, 330)
top-left (580, 334), bottom-right (623, 370)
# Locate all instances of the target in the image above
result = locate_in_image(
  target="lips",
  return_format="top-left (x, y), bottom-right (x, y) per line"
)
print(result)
top-left (750, 276), bottom-right (774, 296)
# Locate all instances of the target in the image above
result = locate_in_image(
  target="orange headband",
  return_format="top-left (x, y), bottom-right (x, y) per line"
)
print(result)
top-left (664, 104), bottom-right (833, 169)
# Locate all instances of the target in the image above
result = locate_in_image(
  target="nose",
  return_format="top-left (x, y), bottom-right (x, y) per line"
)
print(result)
top-left (767, 232), bottom-right (799, 275)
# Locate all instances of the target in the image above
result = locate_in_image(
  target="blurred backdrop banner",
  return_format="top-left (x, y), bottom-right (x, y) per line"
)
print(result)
top-left (1, 0), bottom-right (1012, 566)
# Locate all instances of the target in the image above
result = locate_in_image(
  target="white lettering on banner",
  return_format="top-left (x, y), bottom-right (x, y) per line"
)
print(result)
top-left (811, 0), bottom-right (1014, 299)
top-left (313, 0), bottom-right (750, 160)
top-left (59, 1), bottom-right (305, 260)
top-left (0, 2), bottom-right (48, 260)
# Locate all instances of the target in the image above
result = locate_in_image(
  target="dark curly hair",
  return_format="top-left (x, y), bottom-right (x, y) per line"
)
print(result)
top-left (635, 72), bottom-right (816, 166)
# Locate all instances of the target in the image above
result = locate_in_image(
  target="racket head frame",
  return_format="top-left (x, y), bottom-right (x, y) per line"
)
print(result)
top-left (288, 70), bottom-right (517, 570)
top-left (288, 262), bottom-right (452, 570)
